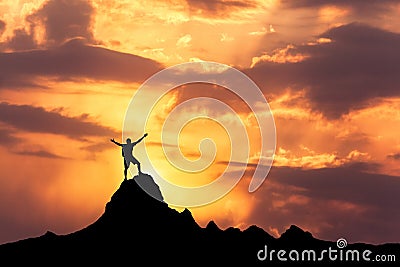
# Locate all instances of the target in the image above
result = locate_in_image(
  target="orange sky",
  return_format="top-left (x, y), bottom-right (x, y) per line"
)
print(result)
top-left (1, 0), bottom-right (400, 245)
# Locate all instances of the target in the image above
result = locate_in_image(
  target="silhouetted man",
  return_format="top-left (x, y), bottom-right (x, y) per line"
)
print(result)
top-left (111, 133), bottom-right (148, 180)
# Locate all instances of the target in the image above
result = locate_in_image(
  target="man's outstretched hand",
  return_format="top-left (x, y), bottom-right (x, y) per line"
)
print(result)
top-left (144, 133), bottom-right (148, 137)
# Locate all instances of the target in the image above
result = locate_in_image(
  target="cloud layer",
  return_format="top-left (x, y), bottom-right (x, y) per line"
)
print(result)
top-left (0, 38), bottom-right (163, 89)
top-left (0, 102), bottom-right (118, 140)
top-left (247, 23), bottom-right (400, 118)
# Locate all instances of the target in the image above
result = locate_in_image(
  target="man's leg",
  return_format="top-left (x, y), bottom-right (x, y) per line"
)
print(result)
top-left (131, 157), bottom-right (141, 174)
top-left (123, 159), bottom-right (129, 180)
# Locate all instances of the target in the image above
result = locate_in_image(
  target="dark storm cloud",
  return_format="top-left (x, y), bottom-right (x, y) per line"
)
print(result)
top-left (1, 0), bottom-right (97, 52)
top-left (245, 163), bottom-right (400, 243)
top-left (4, 28), bottom-right (37, 51)
top-left (281, 0), bottom-right (399, 16)
top-left (29, 0), bottom-right (97, 46)
top-left (247, 22), bottom-right (400, 119)
top-left (267, 163), bottom-right (397, 208)
top-left (0, 38), bottom-right (163, 89)
top-left (0, 102), bottom-right (118, 139)
top-left (185, 0), bottom-right (257, 15)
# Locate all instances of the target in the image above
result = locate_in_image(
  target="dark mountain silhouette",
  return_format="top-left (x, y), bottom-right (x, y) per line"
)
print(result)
top-left (0, 173), bottom-right (398, 266)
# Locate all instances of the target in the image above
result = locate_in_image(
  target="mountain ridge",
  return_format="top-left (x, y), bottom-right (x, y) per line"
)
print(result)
top-left (0, 173), bottom-right (398, 266)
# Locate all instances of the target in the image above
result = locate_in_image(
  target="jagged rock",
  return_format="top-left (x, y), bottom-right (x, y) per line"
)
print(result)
top-left (0, 173), bottom-right (398, 266)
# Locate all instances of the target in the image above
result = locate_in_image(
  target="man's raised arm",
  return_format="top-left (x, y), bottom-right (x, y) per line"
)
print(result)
top-left (110, 138), bottom-right (122, 146)
top-left (134, 133), bottom-right (148, 145)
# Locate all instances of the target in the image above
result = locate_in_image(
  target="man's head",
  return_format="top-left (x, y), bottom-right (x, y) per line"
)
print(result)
top-left (126, 138), bottom-right (131, 143)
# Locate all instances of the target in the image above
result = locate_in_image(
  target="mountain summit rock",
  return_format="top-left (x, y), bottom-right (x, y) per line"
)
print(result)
top-left (0, 173), bottom-right (398, 266)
